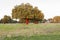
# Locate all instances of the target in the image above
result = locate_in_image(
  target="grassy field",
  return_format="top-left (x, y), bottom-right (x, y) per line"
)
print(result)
top-left (0, 23), bottom-right (60, 40)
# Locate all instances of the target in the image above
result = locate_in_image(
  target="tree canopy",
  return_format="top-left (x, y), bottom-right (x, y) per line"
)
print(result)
top-left (12, 3), bottom-right (44, 21)
top-left (53, 16), bottom-right (60, 23)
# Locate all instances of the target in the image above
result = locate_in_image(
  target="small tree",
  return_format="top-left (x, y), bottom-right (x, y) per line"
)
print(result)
top-left (42, 19), bottom-right (47, 23)
top-left (1, 15), bottom-right (11, 24)
top-left (53, 16), bottom-right (60, 23)
top-left (48, 18), bottom-right (53, 23)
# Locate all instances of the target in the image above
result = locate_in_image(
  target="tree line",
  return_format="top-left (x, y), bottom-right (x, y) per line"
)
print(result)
top-left (0, 3), bottom-right (60, 24)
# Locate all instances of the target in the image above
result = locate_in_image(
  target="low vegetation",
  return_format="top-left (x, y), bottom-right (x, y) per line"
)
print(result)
top-left (0, 23), bottom-right (60, 40)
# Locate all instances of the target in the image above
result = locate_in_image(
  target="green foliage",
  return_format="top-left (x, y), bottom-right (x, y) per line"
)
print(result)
top-left (1, 15), bottom-right (12, 23)
top-left (12, 3), bottom-right (44, 23)
top-left (53, 16), bottom-right (60, 23)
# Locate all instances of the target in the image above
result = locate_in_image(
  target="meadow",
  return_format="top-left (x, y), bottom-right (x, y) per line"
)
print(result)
top-left (0, 23), bottom-right (60, 40)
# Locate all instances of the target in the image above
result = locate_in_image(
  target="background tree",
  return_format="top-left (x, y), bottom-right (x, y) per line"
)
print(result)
top-left (53, 16), bottom-right (60, 23)
top-left (1, 15), bottom-right (12, 23)
top-left (48, 18), bottom-right (53, 23)
top-left (42, 19), bottom-right (47, 23)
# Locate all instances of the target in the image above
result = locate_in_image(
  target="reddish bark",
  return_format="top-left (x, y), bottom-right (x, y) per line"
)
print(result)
top-left (25, 18), bottom-right (29, 24)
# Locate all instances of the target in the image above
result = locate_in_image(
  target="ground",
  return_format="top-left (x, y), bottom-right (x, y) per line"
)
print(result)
top-left (0, 23), bottom-right (60, 40)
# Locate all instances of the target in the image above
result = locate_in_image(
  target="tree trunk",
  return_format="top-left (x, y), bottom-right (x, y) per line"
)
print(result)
top-left (25, 18), bottom-right (29, 24)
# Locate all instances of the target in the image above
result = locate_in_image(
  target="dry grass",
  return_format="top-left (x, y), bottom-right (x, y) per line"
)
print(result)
top-left (0, 23), bottom-right (60, 37)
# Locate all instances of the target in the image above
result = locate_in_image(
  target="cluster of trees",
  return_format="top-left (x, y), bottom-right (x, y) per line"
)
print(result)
top-left (0, 15), bottom-right (18, 24)
top-left (0, 3), bottom-right (44, 24)
top-left (0, 3), bottom-right (60, 24)
top-left (43, 16), bottom-right (60, 23)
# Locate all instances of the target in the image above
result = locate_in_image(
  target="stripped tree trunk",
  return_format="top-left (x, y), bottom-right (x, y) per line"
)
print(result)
top-left (25, 18), bottom-right (29, 24)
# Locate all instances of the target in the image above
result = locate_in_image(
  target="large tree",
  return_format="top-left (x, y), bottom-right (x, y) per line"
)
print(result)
top-left (12, 3), bottom-right (44, 23)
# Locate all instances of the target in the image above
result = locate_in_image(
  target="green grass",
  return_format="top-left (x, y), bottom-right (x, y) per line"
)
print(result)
top-left (0, 23), bottom-right (60, 30)
top-left (0, 23), bottom-right (60, 40)
top-left (1, 35), bottom-right (60, 40)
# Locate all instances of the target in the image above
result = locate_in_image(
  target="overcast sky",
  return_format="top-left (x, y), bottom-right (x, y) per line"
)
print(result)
top-left (0, 0), bottom-right (60, 19)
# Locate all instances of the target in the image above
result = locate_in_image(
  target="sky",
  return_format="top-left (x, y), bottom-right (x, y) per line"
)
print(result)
top-left (0, 0), bottom-right (60, 19)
